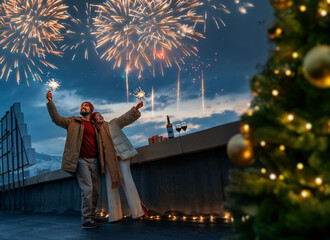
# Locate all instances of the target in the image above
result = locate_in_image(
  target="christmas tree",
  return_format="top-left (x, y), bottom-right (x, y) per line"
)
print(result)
top-left (225, 0), bottom-right (330, 239)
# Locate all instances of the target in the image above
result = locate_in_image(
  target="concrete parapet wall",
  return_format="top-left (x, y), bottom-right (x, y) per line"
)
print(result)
top-left (0, 121), bottom-right (241, 215)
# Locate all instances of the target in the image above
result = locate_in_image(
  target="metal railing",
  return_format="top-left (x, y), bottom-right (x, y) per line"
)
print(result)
top-left (0, 104), bottom-right (32, 210)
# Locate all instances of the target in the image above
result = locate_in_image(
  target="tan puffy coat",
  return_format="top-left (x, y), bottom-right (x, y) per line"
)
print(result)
top-left (47, 100), bottom-right (100, 175)
top-left (99, 107), bottom-right (140, 188)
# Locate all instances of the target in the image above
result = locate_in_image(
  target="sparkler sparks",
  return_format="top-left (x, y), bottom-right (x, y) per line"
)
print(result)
top-left (0, 0), bottom-right (69, 84)
top-left (61, 3), bottom-right (98, 61)
top-left (47, 78), bottom-right (61, 91)
top-left (133, 87), bottom-right (147, 99)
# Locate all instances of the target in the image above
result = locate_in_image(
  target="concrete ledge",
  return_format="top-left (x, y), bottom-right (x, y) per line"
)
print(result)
top-left (23, 170), bottom-right (72, 187)
top-left (132, 121), bottom-right (240, 164)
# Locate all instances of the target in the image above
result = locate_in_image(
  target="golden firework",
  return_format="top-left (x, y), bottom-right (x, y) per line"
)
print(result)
top-left (0, 0), bottom-right (69, 84)
top-left (61, 3), bottom-right (98, 61)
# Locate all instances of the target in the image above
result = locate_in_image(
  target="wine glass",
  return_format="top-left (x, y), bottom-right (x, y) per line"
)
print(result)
top-left (175, 123), bottom-right (182, 136)
top-left (181, 122), bottom-right (187, 134)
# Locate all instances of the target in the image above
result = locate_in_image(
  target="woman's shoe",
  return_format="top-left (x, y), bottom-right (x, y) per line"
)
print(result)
top-left (141, 202), bottom-right (149, 219)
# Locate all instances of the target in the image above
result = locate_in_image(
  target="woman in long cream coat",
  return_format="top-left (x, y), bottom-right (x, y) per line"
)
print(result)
top-left (91, 101), bottom-right (147, 223)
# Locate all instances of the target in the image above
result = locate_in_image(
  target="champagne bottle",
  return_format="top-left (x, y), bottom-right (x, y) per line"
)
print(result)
top-left (166, 115), bottom-right (174, 139)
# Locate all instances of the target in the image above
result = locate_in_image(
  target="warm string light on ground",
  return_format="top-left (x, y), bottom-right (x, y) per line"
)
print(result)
top-left (98, 210), bottom-right (234, 224)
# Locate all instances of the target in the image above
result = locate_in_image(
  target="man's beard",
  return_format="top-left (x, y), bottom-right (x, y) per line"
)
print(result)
top-left (80, 111), bottom-right (89, 116)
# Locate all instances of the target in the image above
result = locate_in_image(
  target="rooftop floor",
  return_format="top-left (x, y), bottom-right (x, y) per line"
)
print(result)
top-left (0, 211), bottom-right (232, 240)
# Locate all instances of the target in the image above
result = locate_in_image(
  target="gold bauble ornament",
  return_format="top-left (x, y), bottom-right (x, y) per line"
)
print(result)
top-left (303, 45), bottom-right (330, 88)
top-left (227, 134), bottom-right (255, 167)
top-left (270, 0), bottom-right (293, 10)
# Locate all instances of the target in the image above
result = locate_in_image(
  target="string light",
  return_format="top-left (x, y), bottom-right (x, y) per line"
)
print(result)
top-left (273, 69), bottom-right (280, 75)
top-left (241, 124), bottom-right (250, 133)
top-left (301, 189), bottom-right (311, 198)
top-left (254, 105), bottom-right (260, 111)
top-left (261, 168), bottom-right (267, 174)
top-left (319, 9), bottom-right (328, 17)
top-left (297, 163), bottom-right (304, 170)
top-left (275, 28), bottom-right (282, 37)
top-left (269, 173), bottom-right (277, 180)
top-left (299, 5), bottom-right (307, 12)
top-left (287, 114), bottom-right (294, 121)
top-left (305, 123), bottom-right (312, 130)
top-left (315, 177), bottom-right (323, 185)
top-left (279, 145), bottom-right (286, 151)
top-left (260, 141), bottom-right (266, 147)
top-left (278, 174), bottom-right (285, 180)
top-left (272, 89), bottom-right (279, 96)
top-left (292, 52), bottom-right (299, 59)
top-left (285, 69), bottom-right (292, 76)
top-left (327, 0), bottom-right (330, 4)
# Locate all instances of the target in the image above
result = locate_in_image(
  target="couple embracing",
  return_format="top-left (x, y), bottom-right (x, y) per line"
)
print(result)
top-left (46, 90), bottom-right (147, 229)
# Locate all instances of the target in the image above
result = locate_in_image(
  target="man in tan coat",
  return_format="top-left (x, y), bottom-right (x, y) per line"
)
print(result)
top-left (46, 90), bottom-right (105, 228)
top-left (91, 101), bottom-right (148, 223)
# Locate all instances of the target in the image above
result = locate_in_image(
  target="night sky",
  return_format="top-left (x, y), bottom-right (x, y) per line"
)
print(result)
top-left (0, 0), bottom-right (273, 156)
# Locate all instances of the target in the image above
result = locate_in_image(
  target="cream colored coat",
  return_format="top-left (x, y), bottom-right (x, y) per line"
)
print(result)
top-left (107, 107), bottom-right (141, 160)
top-left (98, 107), bottom-right (141, 189)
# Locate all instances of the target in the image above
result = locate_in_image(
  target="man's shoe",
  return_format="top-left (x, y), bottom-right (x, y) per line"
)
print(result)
top-left (92, 217), bottom-right (108, 224)
top-left (82, 220), bottom-right (100, 229)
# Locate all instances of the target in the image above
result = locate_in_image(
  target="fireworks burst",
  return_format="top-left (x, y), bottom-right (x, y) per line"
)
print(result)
top-left (234, 0), bottom-right (254, 14)
top-left (194, 0), bottom-right (230, 32)
top-left (92, 0), bottom-right (204, 75)
top-left (61, 3), bottom-right (98, 61)
top-left (47, 78), bottom-right (61, 91)
top-left (138, 0), bottom-right (204, 74)
top-left (92, 0), bottom-right (146, 73)
top-left (0, 0), bottom-right (69, 84)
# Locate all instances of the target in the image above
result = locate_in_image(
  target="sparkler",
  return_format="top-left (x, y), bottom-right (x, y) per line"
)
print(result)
top-left (133, 87), bottom-right (147, 100)
top-left (47, 78), bottom-right (61, 91)
top-left (0, 0), bottom-right (69, 83)
top-left (61, 3), bottom-right (98, 61)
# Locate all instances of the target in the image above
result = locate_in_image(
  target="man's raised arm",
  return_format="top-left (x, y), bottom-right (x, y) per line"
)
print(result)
top-left (46, 90), bottom-right (71, 129)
